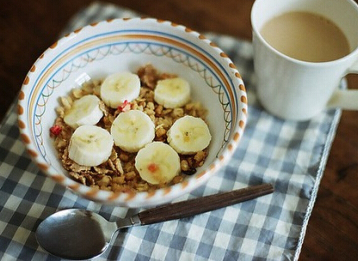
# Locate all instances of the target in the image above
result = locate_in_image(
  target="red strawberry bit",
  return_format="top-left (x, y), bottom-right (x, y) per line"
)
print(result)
top-left (50, 125), bottom-right (62, 136)
top-left (147, 163), bottom-right (158, 173)
top-left (117, 100), bottom-right (131, 112)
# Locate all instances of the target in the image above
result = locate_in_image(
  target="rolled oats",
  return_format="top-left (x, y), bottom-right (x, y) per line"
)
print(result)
top-left (52, 64), bottom-right (209, 193)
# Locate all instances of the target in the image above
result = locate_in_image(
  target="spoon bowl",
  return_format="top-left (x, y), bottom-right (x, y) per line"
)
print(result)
top-left (36, 209), bottom-right (116, 260)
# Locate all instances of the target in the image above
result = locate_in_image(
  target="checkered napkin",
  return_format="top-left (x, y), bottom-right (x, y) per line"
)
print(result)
top-left (0, 2), bottom-right (342, 261)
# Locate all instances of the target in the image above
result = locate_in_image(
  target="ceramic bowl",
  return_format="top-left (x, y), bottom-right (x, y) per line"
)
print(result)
top-left (18, 18), bottom-right (247, 207)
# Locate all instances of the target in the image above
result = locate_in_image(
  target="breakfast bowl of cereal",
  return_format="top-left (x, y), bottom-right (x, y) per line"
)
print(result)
top-left (18, 18), bottom-right (247, 207)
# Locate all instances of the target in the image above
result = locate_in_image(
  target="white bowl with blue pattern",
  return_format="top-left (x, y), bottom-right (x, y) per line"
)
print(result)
top-left (18, 18), bottom-right (247, 207)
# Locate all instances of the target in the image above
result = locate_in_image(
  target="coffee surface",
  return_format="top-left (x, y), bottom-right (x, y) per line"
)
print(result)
top-left (260, 11), bottom-right (350, 62)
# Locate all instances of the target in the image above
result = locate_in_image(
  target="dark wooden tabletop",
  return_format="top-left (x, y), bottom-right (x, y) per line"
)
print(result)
top-left (1, 1), bottom-right (357, 260)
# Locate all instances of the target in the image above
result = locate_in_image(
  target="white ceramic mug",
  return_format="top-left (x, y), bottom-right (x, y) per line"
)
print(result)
top-left (251, 0), bottom-right (358, 121)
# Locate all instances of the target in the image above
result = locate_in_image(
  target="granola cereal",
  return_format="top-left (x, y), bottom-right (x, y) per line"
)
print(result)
top-left (51, 64), bottom-right (209, 193)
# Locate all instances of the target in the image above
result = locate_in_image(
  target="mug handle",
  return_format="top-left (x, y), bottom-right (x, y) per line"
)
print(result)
top-left (327, 59), bottom-right (358, 110)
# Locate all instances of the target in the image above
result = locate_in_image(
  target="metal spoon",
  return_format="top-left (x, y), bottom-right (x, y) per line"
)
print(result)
top-left (36, 183), bottom-right (273, 260)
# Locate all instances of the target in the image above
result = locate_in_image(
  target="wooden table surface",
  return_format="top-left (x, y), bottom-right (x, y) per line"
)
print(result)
top-left (1, 1), bottom-right (357, 260)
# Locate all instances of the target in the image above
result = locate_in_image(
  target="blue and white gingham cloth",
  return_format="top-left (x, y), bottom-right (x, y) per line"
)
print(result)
top-left (0, 3), bottom-right (342, 260)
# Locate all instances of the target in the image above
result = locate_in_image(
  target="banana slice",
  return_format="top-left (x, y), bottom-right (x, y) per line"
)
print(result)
top-left (100, 71), bottom-right (141, 109)
top-left (63, 94), bottom-right (103, 129)
top-left (68, 125), bottom-right (114, 167)
top-left (167, 115), bottom-right (211, 155)
top-left (110, 110), bottom-right (155, 153)
top-left (154, 77), bottom-right (191, 108)
top-left (135, 142), bottom-right (181, 184)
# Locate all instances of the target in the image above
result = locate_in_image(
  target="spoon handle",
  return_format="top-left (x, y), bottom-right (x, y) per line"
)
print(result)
top-left (137, 183), bottom-right (274, 225)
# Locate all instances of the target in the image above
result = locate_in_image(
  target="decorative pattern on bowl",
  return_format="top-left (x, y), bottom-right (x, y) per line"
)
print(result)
top-left (18, 18), bottom-right (247, 207)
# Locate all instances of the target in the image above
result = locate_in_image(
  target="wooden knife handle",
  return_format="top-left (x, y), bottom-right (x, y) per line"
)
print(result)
top-left (137, 183), bottom-right (274, 225)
